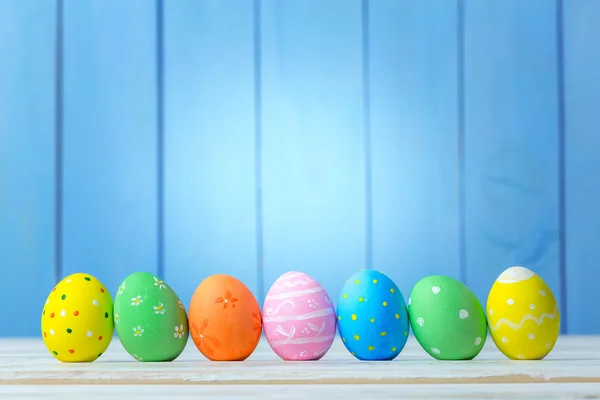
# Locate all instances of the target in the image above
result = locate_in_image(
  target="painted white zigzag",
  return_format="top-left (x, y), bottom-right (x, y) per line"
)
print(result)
top-left (490, 304), bottom-right (559, 331)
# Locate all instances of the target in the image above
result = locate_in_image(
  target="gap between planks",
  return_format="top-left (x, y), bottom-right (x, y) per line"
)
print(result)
top-left (2, 376), bottom-right (600, 386)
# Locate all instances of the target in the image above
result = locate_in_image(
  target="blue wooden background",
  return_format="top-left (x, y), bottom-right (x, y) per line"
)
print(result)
top-left (1, 0), bottom-right (598, 337)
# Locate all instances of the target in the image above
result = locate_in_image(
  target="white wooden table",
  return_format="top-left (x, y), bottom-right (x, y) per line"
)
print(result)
top-left (1, 335), bottom-right (599, 399)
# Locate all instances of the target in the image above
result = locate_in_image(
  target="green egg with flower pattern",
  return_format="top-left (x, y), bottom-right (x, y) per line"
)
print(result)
top-left (114, 272), bottom-right (189, 362)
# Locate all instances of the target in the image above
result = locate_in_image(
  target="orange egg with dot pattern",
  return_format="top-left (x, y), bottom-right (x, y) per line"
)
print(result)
top-left (41, 273), bottom-right (114, 362)
top-left (188, 274), bottom-right (262, 361)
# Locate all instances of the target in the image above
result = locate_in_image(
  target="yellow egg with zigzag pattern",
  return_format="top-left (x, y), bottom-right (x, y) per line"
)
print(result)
top-left (486, 266), bottom-right (560, 360)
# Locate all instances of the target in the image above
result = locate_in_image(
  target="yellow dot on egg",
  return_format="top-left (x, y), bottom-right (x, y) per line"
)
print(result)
top-left (354, 334), bottom-right (360, 340)
top-left (358, 297), bottom-right (364, 302)
top-left (395, 313), bottom-right (400, 319)
top-left (342, 337), bottom-right (346, 342)
top-left (380, 332), bottom-right (387, 337)
top-left (392, 347), bottom-right (397, 352)
top-left (404, 331), bottom-right (408, 336)
top-left (368, 346), bottom-right (375, 351)
top-left (338, 315), bottom-right (342, 321)
top-left (343, 293), bottom-right (348, 299)
top-left (351, 314), bottom-right (357, 321)
top-left (351, 352), bottom-right (356, 356)
top-left (355, 279), bottom-right (360, 284)
top-left (390, 288), bottom-right (395, 293)
top-left (383, 301), bottom-right (388, 307)
top-left (373, 279), bottom-right (378, 284)
top-left (370, 318), bottom-right (375, 323)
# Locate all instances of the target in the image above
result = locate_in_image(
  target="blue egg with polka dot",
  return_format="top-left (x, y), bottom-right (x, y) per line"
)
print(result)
top-left (336, 270), bottom-right (409, 360)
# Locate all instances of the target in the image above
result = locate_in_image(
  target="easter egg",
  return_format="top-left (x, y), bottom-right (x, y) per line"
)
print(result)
top-left (337, 270), bottom-right (409, 360)
top-left (41, 273), bottom-right (114, 362)
top-left (408, 275), bottom-right (487, 360)
top-left (189, 274), bottom-right (262, 361)
top-left (263, 272), bottom-right (336, 361)
top-left (113, 272), bottom-right (188, 362)
top-left (486, 266), bottom-right (560, 360)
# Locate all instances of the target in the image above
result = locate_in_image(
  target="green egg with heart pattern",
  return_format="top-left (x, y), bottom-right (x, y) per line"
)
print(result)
top-left (114, 272), bottom-right (189, 362)
top-left (408, 275), bottom-right (487, 360)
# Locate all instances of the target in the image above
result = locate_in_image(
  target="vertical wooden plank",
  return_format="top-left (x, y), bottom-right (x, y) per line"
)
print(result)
top-left (164, 0), bottom-right (257, 305)
top-left (62, 1), bottom-right (158, 295)
top-left (463, 0), bottom-right (562, 314)
top-left (563, 0), bottom-right (600, 334)
top-left (369, 0), bottom-right (460, 297)
top-left (261, 0), bottom-right (365, 303)
top-left (0, 0), bottom-right (56, 337)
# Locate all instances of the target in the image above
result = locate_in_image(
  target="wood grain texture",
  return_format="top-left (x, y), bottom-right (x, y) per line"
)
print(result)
top-left (369, 0), bottom-right (460, 297)
top-left (463, 0), bottom-right (562, 313)
top-left (563, 0), bottom-right (600, 334)
top-left (0, 336), bottom-right (599, 400)
top-left (62, 1), bottom-right (158, 294)
top-left (2, 383), bottom-right (600, 399)
top-left (0, 0), bottom-right (56, 337)
top-left (163, 0), bottom-right (258, 305)
top-left (260, 0), bottom-right (366, 305)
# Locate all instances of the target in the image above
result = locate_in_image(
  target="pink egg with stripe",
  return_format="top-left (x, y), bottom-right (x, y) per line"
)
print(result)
top-left (263, 271), bottom-right (337, 361)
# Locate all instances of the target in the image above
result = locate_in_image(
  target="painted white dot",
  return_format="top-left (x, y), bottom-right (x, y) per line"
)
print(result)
top-left (474, 337), bottom-right (482, 346)
top-left (49, 329), bottom-right (55, 336)
top-left (546, 343), bottom-right (552, 349)
top-left (517, 354), bottom-right (525, 360)
top-left (502, 337), bottom-right (508, 343)
top-left (60, 310), bottom-right (66, 317)
top-left (489, 309), bottom-right (493, 316)
top-left (408, 297), bottom-right (412, 306)
top-left (529, 304), bottom-right (535, 310)
top-left (507, 298), bottom-right (514, 306)
top-left (92, 299), bottom-right (99, 306)
top-left (459, 309), bottom-right (469, 319)
top-left (528, 333), bottom-right (535, 340)
top-left (416, 317), bottom-right (424, 327)
top-left (87, 330), bottom-right (93, 337)
top-left (431, 286), bottom-right (441, 294)
top-left (539, 290), bottom-right (546, 296)
top-left (431, 348), bottom-right (440, 355)
top-left (66, 278), bottom-right (72, 283)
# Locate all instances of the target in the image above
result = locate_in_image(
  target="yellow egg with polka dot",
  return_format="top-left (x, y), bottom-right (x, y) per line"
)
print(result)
top-left (486, 266), bottom-right (560, 360)
top-left (41, 273), bottom-right (114, 362)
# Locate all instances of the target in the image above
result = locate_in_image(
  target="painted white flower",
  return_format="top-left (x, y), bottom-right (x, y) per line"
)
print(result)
top-left (154, 277), bottom-right (166, 289)
top-left (131, 295), bottom-right (143, 306)
top-left (153, 302), bottom-right (165, 315)
top-left (115, 313), bottom-right (120, 324)
top-left (118, 282), bottom-right (126, 296)
top-left (307, 299), bottom-right (318, 308)
top-left (178, 299), bottom-right (184, 309)
top-left (133, 326), bottom-right (144, 337)
top-left (174, 324), bottom-right (185, 339)
top-left (302, 326), bottom-right (310, 334)
top-left (300, 350), bottom-right (307, 357)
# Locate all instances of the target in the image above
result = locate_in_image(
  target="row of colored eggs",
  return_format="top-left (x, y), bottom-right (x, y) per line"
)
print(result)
top-left (41, 266), bottom-right (560, 363)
